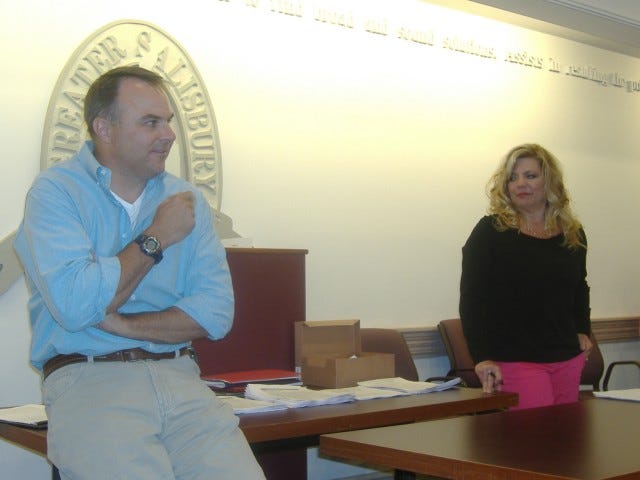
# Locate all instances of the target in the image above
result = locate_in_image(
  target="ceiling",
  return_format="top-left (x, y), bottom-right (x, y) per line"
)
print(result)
top-left (432, 0), bottom-right (640, 58)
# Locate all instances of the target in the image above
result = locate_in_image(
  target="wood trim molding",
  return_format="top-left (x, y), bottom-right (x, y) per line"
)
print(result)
top-left (399, 317), bottom-right (640, 358)
top-left (591, 317), bottom-right (640, 343)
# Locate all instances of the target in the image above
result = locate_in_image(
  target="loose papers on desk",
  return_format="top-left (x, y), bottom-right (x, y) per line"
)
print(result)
top-left (593, 388), bottom-right (640, 402)
top-left (245, 384), bottom-right (356, 408)
top-left (0, 404), bottom-right (47, 428)
top-left (201, 369), bottom-right (301, 390)
top-left (358, 377), bottom-right (461, 394)
top-left (244, 377), bottom-right (462, 409)
top-left (217, 395), bottom-right (289, 414)
top-left (325, 385), bottom-right (408, 401)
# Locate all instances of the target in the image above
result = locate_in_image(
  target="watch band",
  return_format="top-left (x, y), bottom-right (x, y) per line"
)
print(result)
top-left (134, 234), bottom-right (163, 264)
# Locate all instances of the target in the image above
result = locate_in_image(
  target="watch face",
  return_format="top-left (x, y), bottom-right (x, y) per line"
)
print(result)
top-left (144, 237), bottom-right (160, 253)
top-left (135, 234), bottom-right (162, 264)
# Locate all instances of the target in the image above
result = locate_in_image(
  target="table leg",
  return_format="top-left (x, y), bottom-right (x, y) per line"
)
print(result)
top-left (394, 469), bottom-right (416, 480)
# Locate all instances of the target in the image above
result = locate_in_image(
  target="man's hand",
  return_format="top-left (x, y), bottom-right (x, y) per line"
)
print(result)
top-left (148, 191), bottom-right (195, 248)
top-left (107, 192), bottom-right (196, 314)
top-left (97, 312), bottom-right (121, 335)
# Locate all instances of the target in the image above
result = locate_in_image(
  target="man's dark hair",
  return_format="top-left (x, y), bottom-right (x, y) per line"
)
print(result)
top-left (84, 65), bottom-right (166, 140)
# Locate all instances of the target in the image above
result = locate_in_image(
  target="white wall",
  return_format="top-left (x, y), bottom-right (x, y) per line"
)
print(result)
top-left (2, 0), bottom-right (640, 478)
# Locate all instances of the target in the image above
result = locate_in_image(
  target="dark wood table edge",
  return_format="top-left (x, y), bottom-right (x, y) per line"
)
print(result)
top-left (0, 389), bottom-right (517, 456)
top-left (241, 389), bottom-right (517, 445)
top-left (319, 398), bottom-right (640, 480)
top-left (0, 422), bottom-right (47, 455)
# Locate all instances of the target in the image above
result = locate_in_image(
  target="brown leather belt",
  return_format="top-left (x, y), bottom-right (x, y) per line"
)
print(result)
top-left (43, 347), bottom-right (192, 380)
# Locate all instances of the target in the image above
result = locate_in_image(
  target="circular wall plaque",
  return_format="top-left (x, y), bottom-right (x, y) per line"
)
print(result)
top-left (40, 19), bottom-right (223, 210)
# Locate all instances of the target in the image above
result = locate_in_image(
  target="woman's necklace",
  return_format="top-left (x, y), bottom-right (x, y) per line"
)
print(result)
top-left (519, 219), bottom-right (558, 239)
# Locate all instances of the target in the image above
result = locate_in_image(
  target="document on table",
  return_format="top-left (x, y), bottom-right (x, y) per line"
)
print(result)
top-left (593, 388), bottom-right (640, 402)
top-left (0, 404), bottom-right (47, 428)
top-left (218, 395), bottom-right (288, 414)
top-left (324, 385), bottom-right (407, 401)
top-left (201, 369), bottom-right (301, 389)
top-left (357, 377), bottom-right (461, 394)
top-left (245, 384), bottom-right (355, 408)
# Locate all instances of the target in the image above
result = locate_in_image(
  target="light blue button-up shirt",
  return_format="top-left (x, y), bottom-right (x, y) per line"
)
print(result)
top-left (14, 142), bottom-right (234, 370)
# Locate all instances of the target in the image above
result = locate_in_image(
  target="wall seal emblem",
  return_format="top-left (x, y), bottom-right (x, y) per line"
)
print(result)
top-left (41, 19), bottom-right (223, 211)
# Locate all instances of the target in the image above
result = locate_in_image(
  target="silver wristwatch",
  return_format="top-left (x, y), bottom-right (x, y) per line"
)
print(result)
top-left (134, 234), bottom-right (163, 264)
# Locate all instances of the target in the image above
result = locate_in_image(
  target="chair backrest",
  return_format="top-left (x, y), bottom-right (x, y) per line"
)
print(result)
top-left (437, 318), bottom-right (481, 387)
top-left (438, 318), bottom-right (605, 391)
top-left (581, 332), bottom-right (604, 391)
top-left (602, 360), bottom-right (640, 391)
top-left (360, 328), bottom-right (419, 381)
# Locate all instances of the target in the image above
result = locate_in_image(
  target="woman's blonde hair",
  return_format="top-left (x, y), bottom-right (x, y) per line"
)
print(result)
top-left (487, 143), bottom-right (585, 249)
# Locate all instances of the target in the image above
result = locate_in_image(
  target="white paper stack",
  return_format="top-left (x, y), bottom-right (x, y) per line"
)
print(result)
top-left (593, 388), bottom-right (640, 402)
top-left (245, 384), bottom-right (355, 408)
top-left (217, 395), bottom-right (288, 414)
top-left (323, 385), bottom-right (407, 401)
top-left (0, 404), bottom-right (48, 428)
top-left (357, 377), bottom-right (461, 395)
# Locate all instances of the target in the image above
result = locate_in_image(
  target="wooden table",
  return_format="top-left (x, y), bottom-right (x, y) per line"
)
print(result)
top-left (1, 388), bottom-right (516, 479)
top-left (320, 398), bottom-right (640, 480)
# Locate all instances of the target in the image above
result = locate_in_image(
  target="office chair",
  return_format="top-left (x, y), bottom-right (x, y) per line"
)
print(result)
top-left (437, 318), bottom-right (481, 387)
top-left (437, 318), bottom-right (605, 391)
top-left (602, 360), bottom-right (640, 391)
top-left (360, 328), bottom-right (419, 381)
top-left (581, 332), bottom-right (604, 391)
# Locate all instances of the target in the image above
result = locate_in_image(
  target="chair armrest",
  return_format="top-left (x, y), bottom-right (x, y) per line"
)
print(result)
top-left (603, 360), bottom-right (640, 391)
top-left (426, 376), bottom-right (470, 387)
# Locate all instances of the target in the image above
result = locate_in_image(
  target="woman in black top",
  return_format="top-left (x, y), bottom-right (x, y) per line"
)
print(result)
top-left (460, 143), bottom-right (592, 410)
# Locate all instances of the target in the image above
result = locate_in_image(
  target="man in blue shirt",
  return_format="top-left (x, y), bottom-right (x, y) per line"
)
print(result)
top-left (14, 66), bottom-right (264, 479)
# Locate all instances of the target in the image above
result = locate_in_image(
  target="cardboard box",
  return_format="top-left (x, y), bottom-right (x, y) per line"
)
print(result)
top-left (295, 319), bottom-right (360, 367)
top-left (295, 319), bottom-right (395, 388)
